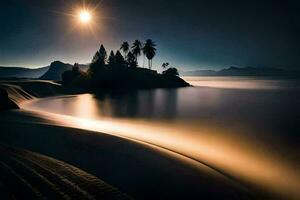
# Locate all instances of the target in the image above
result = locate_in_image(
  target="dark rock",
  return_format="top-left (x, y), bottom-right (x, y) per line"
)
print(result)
top-left (0, 88), bottom-right (19, 111)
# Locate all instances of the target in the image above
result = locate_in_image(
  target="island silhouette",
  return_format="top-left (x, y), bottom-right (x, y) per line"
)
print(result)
top-left (61, 40), bottom-right (190, 91)
top-left (0, 39), bottom-right (190, 111)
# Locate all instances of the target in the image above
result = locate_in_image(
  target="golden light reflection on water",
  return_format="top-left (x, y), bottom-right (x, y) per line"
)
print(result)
top-left (182, 76), bottom-right (290, 89)
top-left (74, 94), bottom-right (99, 119)
top-left (22, 95), bottom-right (300, 199)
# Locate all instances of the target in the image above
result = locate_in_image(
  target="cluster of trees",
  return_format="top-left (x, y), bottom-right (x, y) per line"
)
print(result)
top-left (89, 39), bottom-right (178, 76)
top-left (62, 39), bottom-right (181, 87)
top-left (62, 63), bottom-right (86, 85)
top-left (90, 39), bottom-right (157, 74)
top-left (120, 39), bottom-right (156, 69)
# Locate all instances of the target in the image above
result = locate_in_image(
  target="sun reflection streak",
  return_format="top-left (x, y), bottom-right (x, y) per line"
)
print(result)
top-left (74, 94), bottom-right (99, 119)
top-left (182, 76), bottom-right (287, 90)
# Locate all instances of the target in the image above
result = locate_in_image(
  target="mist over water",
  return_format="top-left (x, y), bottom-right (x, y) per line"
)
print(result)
top-left (23, 77), bottom-right (300, 199)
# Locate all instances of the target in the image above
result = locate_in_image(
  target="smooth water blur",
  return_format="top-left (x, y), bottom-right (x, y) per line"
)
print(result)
top-left (183, 76), bottom-right (300, 89)
top-left (23, 77), bottom-right (300, 199)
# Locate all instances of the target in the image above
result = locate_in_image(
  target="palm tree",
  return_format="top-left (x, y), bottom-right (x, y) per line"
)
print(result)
top-left (162, 62), bottom-right (169, 69)
top-left (142, 42), bottom-right (146, 68)
top-left (120, 42), bottom-right (129, 58)
top-left (131, 40), bottom-right (142, 65)
top-left (142, 39), bottom-right (156, 69)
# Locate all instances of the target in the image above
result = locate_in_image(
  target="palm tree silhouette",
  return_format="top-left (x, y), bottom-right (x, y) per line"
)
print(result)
top-left (142, 39), bottom-right (157, 69)
top-left (120, 42), bottom-right (129, 58)
top-left (162, 62), bottom-right (169, 69)
top-left (131, 40), bottom-right (142, 65)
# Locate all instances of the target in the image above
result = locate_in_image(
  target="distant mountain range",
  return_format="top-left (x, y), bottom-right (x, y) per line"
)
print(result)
top-left (0, 66), bottom-right (49, 79)
top-left (0, 61), bottom-right (89, 80)
top-left (1, 63), bottom-right (299, 80)
top-left (181, 66), bottom-right (300, 77)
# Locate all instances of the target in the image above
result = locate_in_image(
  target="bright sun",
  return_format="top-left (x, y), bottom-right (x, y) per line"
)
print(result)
top-left (79, 10), bottom-right (91, 23)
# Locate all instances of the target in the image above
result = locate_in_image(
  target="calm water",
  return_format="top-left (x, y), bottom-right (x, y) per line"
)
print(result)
top-left (23, 76), bottom-right (300, 199)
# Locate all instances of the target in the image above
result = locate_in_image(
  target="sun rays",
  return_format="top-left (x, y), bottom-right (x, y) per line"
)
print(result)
top-left (49, 0), bottom-right (105, 39)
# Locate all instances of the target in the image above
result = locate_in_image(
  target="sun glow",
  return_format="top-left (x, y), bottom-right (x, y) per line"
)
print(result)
top-left (53, 2), bottom-right (102, 35)
top-left (79, 10), bottom-right (91, 23)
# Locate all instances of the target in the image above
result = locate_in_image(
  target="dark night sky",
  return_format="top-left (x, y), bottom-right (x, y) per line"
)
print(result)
top-left (0, 0), bottom-right (299, 70)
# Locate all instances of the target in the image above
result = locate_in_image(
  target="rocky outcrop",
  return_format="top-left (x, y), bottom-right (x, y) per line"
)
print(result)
top-left (0, 87), bottom-right (19, 111)
top-left (40, 61), bottom-right (73, 81)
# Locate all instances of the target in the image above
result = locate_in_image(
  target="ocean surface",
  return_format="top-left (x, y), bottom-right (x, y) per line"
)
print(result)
top-left (23, 76), bottom-right (300, 198)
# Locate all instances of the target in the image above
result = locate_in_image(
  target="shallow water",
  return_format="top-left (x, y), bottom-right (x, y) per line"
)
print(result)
top-left (23, 76), bottom-right (300, 199)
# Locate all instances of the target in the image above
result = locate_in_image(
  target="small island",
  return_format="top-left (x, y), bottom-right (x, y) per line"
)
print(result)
top-left (61, 40), bottom-right (190, 91)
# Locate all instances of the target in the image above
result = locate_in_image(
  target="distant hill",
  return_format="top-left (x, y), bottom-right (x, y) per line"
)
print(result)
top-left (40, 61), bottom-right (73, 81)
top-left (181, 66), bottom-right (300, 77)
top-left (0, 61), bottom-right (89, 81)
top-left (40, 61), bottom-right (89, 81)
top-left (0, 66), bottom-right (49, 79)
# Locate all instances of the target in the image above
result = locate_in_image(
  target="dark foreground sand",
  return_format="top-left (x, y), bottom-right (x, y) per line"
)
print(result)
top-left (0, 80), bottom-right (292, 199)
top-left (0, 109), bottom-right (272, 200)
top-left (0, 144), bottom-right (130, 200)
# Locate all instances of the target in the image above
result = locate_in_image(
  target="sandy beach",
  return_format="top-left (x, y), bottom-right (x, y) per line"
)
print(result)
top-left (0, 144), bottom-right (129, 199)
top-left (0, 80), bottom-right (299, 199)
top-left (0, 109), bottom-right (256, 199)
